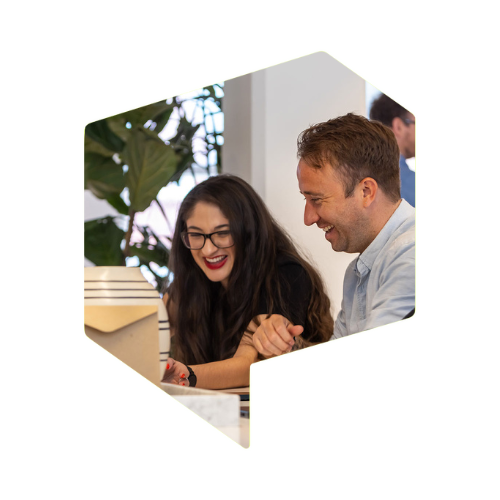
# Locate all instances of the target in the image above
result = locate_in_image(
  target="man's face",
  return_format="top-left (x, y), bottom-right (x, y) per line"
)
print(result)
top-left (297, 159), bottom-right (370, 254)
top-left (397, 113), bottom-right (415, 159)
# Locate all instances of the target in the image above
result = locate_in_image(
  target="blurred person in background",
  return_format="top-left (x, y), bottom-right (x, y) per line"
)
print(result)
top-left (369, 93), bottom-right (415, 207)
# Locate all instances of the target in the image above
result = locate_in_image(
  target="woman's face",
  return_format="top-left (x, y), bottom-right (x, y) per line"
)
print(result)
top-left (185, 201), bottom-right (236, 288)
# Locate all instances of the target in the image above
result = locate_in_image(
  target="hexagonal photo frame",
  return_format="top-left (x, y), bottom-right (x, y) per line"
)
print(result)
top-left (84, 51), bottom-right (415, 448)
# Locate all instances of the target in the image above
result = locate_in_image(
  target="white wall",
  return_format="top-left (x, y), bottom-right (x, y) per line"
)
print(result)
top-left (223, 52), bottom-right (366, 319)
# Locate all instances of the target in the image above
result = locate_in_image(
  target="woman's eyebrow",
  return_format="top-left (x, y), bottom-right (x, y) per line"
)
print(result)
top-left (186, 223), bottom-right (230, 231)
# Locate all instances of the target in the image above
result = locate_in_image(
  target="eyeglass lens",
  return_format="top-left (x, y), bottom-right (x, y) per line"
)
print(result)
top-left (182, 231), bottom-right (234, 249)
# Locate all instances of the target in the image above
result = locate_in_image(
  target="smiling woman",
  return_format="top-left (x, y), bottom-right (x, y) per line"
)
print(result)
top-left (161, 174), bottom-right (334, 390)
top-left (182, 202), bottom-right (236, 289)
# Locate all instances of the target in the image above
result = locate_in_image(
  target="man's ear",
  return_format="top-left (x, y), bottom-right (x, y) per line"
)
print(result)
top-left (391, 116), bottom-right (404, 139)
top-left (360, 177), bottom-right (378, 207)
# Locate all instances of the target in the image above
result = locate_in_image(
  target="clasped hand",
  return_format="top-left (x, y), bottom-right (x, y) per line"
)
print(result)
top-left (162, 357), bottom-right (190, 386)
top-left (252, 314), bottom-right (304, 358)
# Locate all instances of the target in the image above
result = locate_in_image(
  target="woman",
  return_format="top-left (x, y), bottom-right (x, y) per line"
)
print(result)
top-left (162, 174), bottom-right (333, 389)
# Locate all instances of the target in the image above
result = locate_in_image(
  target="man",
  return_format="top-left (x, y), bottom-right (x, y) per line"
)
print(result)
top-left (369, 93), bottom-right (415, 207)
top-left (252, 113), bottom-right (415, 357)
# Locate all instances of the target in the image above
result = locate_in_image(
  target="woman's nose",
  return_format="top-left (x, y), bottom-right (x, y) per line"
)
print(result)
top-left (201, 237), bottom-right (218, 255)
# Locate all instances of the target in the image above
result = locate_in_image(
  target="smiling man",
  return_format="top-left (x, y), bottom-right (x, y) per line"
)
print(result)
top-left (252, 113), bottom-right (415, 355)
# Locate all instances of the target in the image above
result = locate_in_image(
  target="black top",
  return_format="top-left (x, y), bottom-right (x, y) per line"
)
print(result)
top-left (256, 256), bottom-right (313, 340)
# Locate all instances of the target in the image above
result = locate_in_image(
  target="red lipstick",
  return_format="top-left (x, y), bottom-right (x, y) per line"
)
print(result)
top-left (204, 256), bottom-right (228, 270)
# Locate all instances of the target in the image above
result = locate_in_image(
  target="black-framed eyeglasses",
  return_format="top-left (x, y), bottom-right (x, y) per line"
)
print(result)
top-left (402, 118), bottom-right (416, 126)
top-left (181, 230), bottom-right (235, 250)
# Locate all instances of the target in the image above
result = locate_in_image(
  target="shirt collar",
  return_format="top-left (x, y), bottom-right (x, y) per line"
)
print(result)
top-left (356, 199), bottom-right (414, 276)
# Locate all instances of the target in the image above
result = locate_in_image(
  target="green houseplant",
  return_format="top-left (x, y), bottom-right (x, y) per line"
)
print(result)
top-left (84, 85), bottom-right (223, 292)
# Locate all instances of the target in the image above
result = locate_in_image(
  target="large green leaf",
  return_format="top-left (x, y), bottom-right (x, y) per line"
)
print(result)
top-left (120, 100), bottom-right (175, 130)
top-left (168, 154), bottom-right (195, 185)
top-left (171, 116), bottom-right (200, 148)
top-left (122, 128), bottom-right (179, 212)
top-left (150, 106), bottom-right (174, 134)
top-left (83, 89), bottom-right (222, 288)
top-left (85, 152), bottom-right (125, 199)
top-left (84, 134), bottom-right (115, 158)
top-left (105, 192), bottom-right (130, 215)
top-left (84, 217), bottom-right (125, 266)
top-left (106, 117), bottom-right (132, 143)
top-left (85, 119), bottom-right (125, 153)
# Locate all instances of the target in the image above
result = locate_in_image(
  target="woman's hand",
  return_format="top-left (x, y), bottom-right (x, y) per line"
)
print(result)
top-left (252, 314), bottom-right (304, 358)
top-left (162, 357), bottom-right (190, 386)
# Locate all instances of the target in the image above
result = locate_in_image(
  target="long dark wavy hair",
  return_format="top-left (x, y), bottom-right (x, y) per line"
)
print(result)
top-left (165, 174), bottom-right (333, 365)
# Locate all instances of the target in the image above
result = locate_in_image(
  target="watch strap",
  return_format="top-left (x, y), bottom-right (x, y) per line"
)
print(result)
top-left (186, 365), bottom-right (197, 387)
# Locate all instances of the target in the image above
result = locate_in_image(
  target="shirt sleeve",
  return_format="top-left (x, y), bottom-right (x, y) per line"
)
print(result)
top-left (332, 303), bottom-right (347, 339)
top-left (365, 238), bottom-right (415, 331)
top-left (332, 258), bottom-right (356, 339)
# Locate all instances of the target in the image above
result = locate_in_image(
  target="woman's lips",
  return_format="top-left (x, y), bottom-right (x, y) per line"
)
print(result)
top-left (204, 255), bottom-right (228, 269)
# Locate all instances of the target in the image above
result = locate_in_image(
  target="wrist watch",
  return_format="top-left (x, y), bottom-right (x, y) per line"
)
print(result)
top-left (186, 365), bottom-right (197, 387)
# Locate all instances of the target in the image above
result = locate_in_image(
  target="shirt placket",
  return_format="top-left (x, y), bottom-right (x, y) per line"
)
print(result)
top-left (355, 260), bottom-right (369, 333)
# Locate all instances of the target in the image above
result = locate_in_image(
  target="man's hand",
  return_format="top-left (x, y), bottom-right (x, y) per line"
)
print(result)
top-left (162, 357), bottom-right (190, 386)
top-left (252, 314), bottom-right (304, 358)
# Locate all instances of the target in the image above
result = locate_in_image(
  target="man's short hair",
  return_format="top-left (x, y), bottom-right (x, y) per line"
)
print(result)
top-left (369, 93), bottom-right (411, 127)
top-left (297, 113), bottom-right (401, 202)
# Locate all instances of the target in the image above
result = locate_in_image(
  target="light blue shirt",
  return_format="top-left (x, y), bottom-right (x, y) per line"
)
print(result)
top-left (333, 199), bottom-right (415, 339)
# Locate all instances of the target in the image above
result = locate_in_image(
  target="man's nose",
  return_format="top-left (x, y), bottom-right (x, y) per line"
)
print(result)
top-left (304, 201), bottom-right (319, 227)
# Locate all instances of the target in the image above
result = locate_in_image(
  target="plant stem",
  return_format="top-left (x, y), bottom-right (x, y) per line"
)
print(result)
top-left (123, 209), bottom-right (136, 263)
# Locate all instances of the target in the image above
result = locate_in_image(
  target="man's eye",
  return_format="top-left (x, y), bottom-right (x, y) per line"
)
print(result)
top-left (303, 197), bottom-right (321, 204)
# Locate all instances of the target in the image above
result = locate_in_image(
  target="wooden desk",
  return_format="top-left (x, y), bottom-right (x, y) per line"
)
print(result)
top-left (216, 387), bottom-right (250, 395)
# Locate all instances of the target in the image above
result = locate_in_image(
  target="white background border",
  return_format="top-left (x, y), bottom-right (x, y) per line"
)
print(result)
top-left (2, 1), bottom-right (499, 498)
